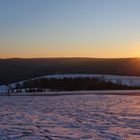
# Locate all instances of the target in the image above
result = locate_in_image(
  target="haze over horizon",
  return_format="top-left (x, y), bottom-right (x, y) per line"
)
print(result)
top-left (0, 0), bottom-right (140, 58)
top-left (1, 57), bottom-right (140, 59)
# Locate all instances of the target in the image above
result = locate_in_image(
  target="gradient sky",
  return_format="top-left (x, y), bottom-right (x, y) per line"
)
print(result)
top-left (0, 0), bottom-right (140, 58)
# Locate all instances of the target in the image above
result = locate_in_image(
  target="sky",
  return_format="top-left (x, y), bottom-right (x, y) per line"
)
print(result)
top-left (0, 0), bottom-right (140, 58)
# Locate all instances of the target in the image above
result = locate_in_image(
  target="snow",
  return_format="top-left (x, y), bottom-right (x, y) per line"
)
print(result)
top-left (43, 74), bottom-right (140, 86)
top-left (0, 85), bottom-right (8, 93)
top-left (1, 74), bottom-right (140, 93)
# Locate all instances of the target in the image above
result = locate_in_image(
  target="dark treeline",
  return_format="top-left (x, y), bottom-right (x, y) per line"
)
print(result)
top-left (1, 58), bottom-right (140, 85)
top-left (15, 77), bottom-right (140, 92)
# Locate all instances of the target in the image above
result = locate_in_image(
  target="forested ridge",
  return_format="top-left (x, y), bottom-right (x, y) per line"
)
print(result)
top-left (0, 58), bottom-right (140, 84)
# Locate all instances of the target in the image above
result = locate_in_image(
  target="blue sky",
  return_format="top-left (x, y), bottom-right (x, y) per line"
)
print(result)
top-left (0, 0), bottom-right (140, 58)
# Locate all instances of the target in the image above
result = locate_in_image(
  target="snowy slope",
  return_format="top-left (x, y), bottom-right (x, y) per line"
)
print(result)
top-left (0, 85), bottom-right (8, 93)
top-left (1, 74), bottom-right (140, 93)
top-left (43, 74), bottom-right (140, 86)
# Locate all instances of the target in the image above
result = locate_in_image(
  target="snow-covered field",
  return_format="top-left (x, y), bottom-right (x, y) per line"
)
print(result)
top-left (0, 95), bottom-right (140, 139)
top-left (1, 74), bottom-right (140, 93)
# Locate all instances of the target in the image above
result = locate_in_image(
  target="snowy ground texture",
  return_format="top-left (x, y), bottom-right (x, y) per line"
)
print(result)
top-left (0, 94), bottom-right (140, 140)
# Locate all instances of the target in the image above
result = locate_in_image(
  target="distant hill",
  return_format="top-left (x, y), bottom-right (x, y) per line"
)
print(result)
top-left (0, 58), bottom-right (140, 85)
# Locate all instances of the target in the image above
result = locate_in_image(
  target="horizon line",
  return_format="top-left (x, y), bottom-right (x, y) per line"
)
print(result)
top-left (0, 57), bottom-right (140, 59)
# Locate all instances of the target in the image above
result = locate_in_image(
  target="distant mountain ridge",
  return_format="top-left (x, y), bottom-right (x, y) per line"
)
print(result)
top-left (0, 58), bottom-right (140, 84)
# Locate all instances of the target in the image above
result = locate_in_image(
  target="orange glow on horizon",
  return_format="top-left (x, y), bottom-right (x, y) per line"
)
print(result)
top-left (0, 41), bottom-right (140, 58)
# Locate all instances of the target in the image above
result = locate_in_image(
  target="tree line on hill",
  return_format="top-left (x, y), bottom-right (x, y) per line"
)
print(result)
top-left (13, 77), bottom-right (140, 93)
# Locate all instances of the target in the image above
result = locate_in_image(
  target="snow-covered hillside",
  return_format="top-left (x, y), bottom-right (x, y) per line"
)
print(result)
top-left (0, 85), bottom-right (8, 93)
top-left (1, 74), bottom-right (140, 93)
top-left (43, 74), bottom-right (140, 86)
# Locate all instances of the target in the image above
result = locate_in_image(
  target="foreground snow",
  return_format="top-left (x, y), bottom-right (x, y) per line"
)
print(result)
top-left (0, 95), bottom-right (140, 139)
